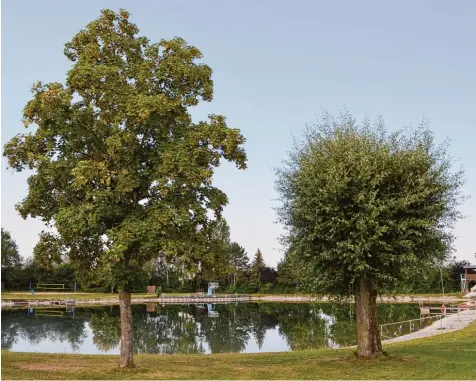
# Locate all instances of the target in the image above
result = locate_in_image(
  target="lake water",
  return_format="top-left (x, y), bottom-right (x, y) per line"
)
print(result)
top-left (1, 302), bottom-right (433, 355)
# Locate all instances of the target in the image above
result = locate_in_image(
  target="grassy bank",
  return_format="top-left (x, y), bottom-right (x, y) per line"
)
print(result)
top-left (1, 292), bottom-right (156, 300)
top-left (2, 322), bottom-right (475, 380)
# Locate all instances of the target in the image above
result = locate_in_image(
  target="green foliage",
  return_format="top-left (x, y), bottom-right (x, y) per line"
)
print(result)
top-left (276, 250), bottom-right (299, 290)
top-left (228, 242), bottom-right (249, 286)
top-left (3, 9), bottom-right (247, 292)
top-left (275, 111), bottom-right (465, 297)
top-left (250, 249), bottom-right (267, 290)
top-left (33, 231), bottom-right (64, 268)
top-left (1, 228), bottom-right (23, 289)
top-left (1, 228), bottom-right (22, 269)
top-left (200, 218), bottom-right (233, 283)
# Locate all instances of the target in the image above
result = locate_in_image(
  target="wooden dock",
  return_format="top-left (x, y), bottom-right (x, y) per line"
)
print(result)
top-left (419, 302), bottom-right (476, 315)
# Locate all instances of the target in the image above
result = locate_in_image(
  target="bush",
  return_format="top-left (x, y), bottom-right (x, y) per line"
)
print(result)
top-left (260, 282), bottom-right (273, 293)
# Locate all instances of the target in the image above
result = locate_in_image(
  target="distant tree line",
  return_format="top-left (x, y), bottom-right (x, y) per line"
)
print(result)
top-left (1, 226), bottom-right (469, 294)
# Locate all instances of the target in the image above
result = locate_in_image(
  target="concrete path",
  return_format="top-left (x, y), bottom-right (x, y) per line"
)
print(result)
top-left (383, 309), bottom-right (476, 344)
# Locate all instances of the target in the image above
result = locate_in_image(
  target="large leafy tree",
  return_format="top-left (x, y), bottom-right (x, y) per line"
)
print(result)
top-left (275, 112), bottom-right (464, 357)
top-left (1, 228), bottom-right (22, 270)
top-left (1, 228), bottom-right (23, 288)
top-left (3, 9), bottom-right (246, 367)
top-left (33, 231), bottom-right (64, 268)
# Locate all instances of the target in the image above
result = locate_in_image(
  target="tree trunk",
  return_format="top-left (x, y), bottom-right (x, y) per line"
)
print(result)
top-left (355, 277), bottom-right (383, 358)
top-left (119, 291), bottom-right (134, 368)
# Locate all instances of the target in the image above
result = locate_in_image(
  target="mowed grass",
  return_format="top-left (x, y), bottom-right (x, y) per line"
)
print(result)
top-left (1, 292), bottom-right (156, 300)
top-left (2, 322), bottom-right (475, 380)
top-left (0, 292), bottom-right (203, 300)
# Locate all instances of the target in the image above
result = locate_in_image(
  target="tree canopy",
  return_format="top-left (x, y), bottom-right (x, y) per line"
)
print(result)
top-left (275, 111), bottom-right (465, 357)
top-left (1, 228), bottom-right (22, 270)
top-left (1, 228), bottom-right (23, 288)
top-left (4, 8), bottom-right (246, 289)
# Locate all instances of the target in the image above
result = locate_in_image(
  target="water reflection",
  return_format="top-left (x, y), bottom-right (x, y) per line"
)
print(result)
top-left (1, 303), bottom-right (425, 355)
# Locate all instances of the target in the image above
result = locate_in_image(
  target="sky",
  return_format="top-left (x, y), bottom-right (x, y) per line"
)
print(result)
top-left (1, 0), bottom-right (475, 267)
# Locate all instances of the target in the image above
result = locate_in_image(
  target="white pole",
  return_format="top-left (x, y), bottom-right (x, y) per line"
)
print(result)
top-left (439, 266), bottom-right (446, 315)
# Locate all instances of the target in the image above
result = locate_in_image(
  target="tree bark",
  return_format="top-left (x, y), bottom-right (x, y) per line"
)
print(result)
top-left (119, 291), bottom-right (134, 368)
top-left (355, 277), bottom-right (383, 358)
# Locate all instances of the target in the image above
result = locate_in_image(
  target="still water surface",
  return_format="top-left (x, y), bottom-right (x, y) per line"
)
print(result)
top-left (1, 303), bottom-right (430, 355)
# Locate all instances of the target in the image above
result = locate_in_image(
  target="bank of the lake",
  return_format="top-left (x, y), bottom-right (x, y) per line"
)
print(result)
top-left (2, 321), bottom-right (475, 380)
top-left (0, 291), bottom-right (465, 307)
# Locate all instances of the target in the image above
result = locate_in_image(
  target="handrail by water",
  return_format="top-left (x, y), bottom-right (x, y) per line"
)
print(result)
top-left (380, 313), bottom-right (445, 329)
top-left (379, 314), bottom-right (445, 338)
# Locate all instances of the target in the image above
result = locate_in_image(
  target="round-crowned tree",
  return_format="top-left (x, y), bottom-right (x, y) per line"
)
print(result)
top-left (275, 112), bottom-right (465, 357)
top-left (3, 9), bottom-right (246, 367)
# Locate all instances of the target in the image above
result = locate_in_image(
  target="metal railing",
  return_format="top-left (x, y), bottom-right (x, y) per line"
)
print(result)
top-left (379, 314), bottom-right (445, 339)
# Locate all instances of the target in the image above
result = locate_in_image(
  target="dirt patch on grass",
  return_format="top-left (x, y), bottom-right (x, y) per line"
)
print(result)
top-left (12, 361), bottom-right (91, 372)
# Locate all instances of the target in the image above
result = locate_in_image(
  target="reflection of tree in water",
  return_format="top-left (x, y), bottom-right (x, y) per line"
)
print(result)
top-left (1, 309), bottom-right (87, 352)
top-left (377, 303), bottom-right (422, 338)
top-left (247, 304), bottom-right (279, 350)
top-left (89, 305), bottom-right (203, 354)
top-left (1, 303), bottom-right (422, 354)
top-left (277, 303), bottom-right (422, 350)
top-left (90, 311), bottom-right (121, 352)
top-left (1, 318), bottom-right (20, 350)
top-left (277, 304), bottom-right (331, 350)
top-left (133, 305), bottom-right (202, 354)
top-left (195, 304), bottom-right (251, 353)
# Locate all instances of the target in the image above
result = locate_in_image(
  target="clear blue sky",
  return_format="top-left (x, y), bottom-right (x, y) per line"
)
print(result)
top-left (2, 0), bottom-right (475, 267)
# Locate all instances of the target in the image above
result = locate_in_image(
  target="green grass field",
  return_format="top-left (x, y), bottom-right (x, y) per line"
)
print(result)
top-left (1, 292), bottom-right (156, 300)
top-left (2, 322), bottom-right (475, 380)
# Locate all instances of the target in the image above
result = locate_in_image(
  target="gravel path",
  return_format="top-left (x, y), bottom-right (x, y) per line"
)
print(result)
top-left (383, 309), bottom-right (476, 344)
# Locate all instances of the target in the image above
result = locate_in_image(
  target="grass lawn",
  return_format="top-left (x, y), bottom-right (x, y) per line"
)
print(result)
top-left (0, 292), bottom-right (156, 300)
top-left (2, 322), bottom-right (475, 380)
top-left (0, 292), bottom-right (203, 300)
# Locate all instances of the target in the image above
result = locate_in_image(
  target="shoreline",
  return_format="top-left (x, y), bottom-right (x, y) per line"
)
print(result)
top-left (1, 293), bottom-right (466, 308)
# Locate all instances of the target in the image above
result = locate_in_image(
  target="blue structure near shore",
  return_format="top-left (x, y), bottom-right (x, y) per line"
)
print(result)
top-left (207, 282), bottom-right (219, 296)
